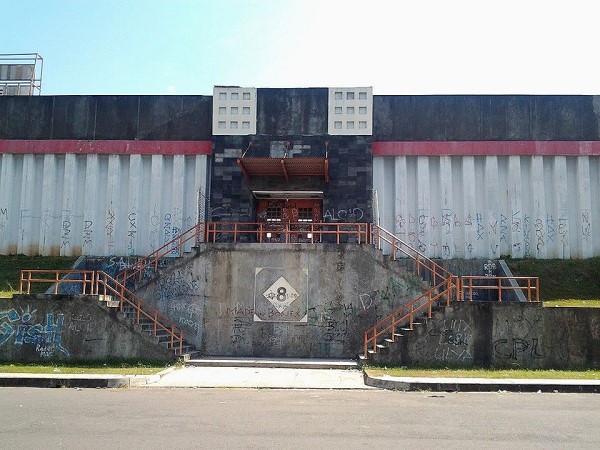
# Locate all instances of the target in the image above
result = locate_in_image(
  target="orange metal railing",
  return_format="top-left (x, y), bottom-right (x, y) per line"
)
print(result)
top-left (118, 222), bottom-right (204, 285)
top-left (204, 221), bottom-right (370, 244)
top-left (18, 269), bottom-right (184, 355)
top-left (458, 276), bottom-right (540, 303)
top-left (95, 271), bottom-right (184, 355)
top-left (363, 277), bottom-right (457, 358)
top-left (118, 221), bottom-right (370, 286)
top-left (363, 225), bottom-right (541, 358)
top-left (20, 270), bottom-right (96, 294)
top-left (371, 225), bottom-right (452, 286)
top-left (363, 225), bottom-right (458, 358)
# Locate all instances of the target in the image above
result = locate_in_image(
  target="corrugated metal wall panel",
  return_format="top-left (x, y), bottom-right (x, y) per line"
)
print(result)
top-left (374, 155), bottom-right (599, 259)
top-left (0, 152), bottom-right (208, 256)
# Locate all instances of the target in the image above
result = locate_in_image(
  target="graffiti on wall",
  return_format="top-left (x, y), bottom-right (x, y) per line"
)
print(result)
top-left (68, 314), bottom-right (96, 333)
top-left (0, 207), bottom-right (7, 238)
top-left (153, 269), bottom-right (201, 302)
top-left (359, 277), bottom-right (408, 311)
top-left (323, 207), bottom-right (364, 222)
top-left (219, 302), bottom-right (254, 346)
top-left (0, 307), bottom-right (69, 357)
top-left (493, 316), bottom-right (545, 361)
top-left (127, 212), bottom-right (137, 255)
top-left (168, 302), bottom-right (202, 334)
top-left (307, 301), bottom-right (357, 344)
top-left (426, 318), bottom-right (473, 364)
top-left (392, 207), bottom-right (592, 258)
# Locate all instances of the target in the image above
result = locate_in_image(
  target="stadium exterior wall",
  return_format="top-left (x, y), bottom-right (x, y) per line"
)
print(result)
top-left (373, 153), bottom-right (600, 259)
top-left (2, 93), bottom-right (600, 258)
top-left (0, 149), bottom-right (209, 256)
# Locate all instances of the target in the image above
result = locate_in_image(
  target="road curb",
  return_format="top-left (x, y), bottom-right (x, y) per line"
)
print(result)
top-left (363, 372), bottom-right (600, 393)
top-left (0, 366), bottom-right (177, 389)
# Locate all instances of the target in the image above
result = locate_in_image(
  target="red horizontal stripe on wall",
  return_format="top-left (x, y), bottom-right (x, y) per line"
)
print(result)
top-left (372, 141), bottom-right (600, 156)
top-left (0, 140), bottom-right (213, 155)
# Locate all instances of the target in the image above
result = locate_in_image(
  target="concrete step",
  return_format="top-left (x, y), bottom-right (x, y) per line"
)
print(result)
top-left (185, 357), bottom-right (359, 370)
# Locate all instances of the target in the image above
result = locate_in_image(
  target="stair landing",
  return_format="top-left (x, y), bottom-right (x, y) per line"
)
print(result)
top-left (185, 357), bottom-right (359, 370)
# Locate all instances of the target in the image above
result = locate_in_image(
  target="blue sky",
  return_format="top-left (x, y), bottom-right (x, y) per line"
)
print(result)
top-left (1, 0), bottom-right (597, 95)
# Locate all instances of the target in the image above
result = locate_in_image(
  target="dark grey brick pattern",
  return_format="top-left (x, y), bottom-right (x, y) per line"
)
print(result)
top-left (209, 135), bottom-right (372, 242)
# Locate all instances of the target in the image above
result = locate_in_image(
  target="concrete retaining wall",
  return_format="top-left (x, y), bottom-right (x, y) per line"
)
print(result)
top-left (0, 295), bottom-right (172, 362)
top-left (135, 243), bottom-right (428, 358)
top-left (374, 303), bottom-right (600, 369)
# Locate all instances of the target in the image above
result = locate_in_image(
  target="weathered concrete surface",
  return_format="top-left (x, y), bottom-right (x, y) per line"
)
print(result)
top-left (135, 243), bottom-right (428, 358)
top-left (372, 303), bottom-right (600, 369)
top-left (0, 295), bottom-right (173, 362)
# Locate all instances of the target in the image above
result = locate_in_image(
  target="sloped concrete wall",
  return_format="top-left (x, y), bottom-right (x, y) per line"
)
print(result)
top-left (375, 303), bottom-right (600, 369)
top-left (0, 295), bottom-right (172, 362)
top-left (135, 243), bottom-right (428, 358)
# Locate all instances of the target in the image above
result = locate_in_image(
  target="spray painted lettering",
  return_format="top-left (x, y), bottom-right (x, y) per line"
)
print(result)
top-left (0, 307), bottom-right (69, 357)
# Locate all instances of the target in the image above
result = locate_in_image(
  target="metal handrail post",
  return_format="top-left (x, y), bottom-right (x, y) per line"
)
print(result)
top-left (498, 278), bottom-right (502, 302)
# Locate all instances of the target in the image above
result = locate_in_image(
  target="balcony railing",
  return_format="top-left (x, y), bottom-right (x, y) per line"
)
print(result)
top-left (204, 221), bottom-right (370, 244)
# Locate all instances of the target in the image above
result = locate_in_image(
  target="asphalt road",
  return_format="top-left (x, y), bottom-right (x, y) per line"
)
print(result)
top-left (1, 388), bottom-right (599, 449)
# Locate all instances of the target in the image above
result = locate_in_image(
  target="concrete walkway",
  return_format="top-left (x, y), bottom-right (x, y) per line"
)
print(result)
top-left (145, 365), bottom-right (370, 389)
top-left (1, 358), bottom-right (599, 392)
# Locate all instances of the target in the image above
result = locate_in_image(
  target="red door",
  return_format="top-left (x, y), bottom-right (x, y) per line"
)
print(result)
top-left (256, 199), bottom-right (322, 243)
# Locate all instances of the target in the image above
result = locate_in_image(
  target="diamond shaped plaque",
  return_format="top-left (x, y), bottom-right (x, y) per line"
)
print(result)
top-left (262, 276), bottom-right (299, 312)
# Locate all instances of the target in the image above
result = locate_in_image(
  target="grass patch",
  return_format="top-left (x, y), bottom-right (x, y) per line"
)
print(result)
top-left (0, 255), bottom-right (79, 297)
top-left (365, 366), bottom-right (600, 380)
top-left (507, 257), bottom-right (600, 300)
top-left (0, 360), bottom-right (176, 375)
top-left (543, 299), bottom-right (600, 308)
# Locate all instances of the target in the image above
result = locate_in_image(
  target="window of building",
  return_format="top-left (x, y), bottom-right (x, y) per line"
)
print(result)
top-left (219, 92), bottom-right (227, 100)
top-left (335, 107), bottom-right (342, 114)
top-left (347, 106), bottom-right (354, 114)
top-left (266, 206), bottom-right (282, 222)
top-left (298, 208), bottom-right (313, 222)
top-left (218, 107), bottom-right (226, 114)
top-left (243, 92), bottom-right (251, 100)
top-left (334, 91), bottom-right (343, 100)
top-left (231, 107), bottom-right (238, 115)
top-left (231, 92), bottom-right (239, 100)
top-left (347, 121), bottom-right (354, 129)
top-left (231, 121), bottom-right (238, 129)
top-left (334, 121), bottom-right (342, 129)
top-left (243, 107), bottom-right (250, 115)
top-left (359, 106), bottom-right (367, 114)
top-left (359, 121), bottom-right (367, 129)
top-left (346, 92), bottom-right (354, 100)
top-left (242, 121), bottom-right (250, 129)
top-left (218, 121), bottom-right (226, 129)
top-left (359, 91), bottom-right (367, 100)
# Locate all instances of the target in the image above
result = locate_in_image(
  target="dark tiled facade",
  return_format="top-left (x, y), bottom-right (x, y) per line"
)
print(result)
top-left (209, 134), bottom-right (373, 227)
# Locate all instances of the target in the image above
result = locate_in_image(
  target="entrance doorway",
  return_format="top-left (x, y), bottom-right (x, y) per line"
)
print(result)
top-left (255, 193), bottom-right (323, 243)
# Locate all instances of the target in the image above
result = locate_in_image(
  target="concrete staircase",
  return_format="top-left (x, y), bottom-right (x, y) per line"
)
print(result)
top-left (97, 292), bottom-right (201, 360)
